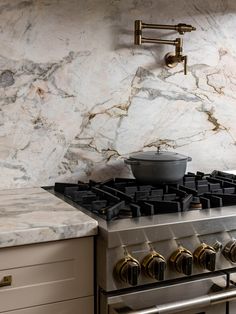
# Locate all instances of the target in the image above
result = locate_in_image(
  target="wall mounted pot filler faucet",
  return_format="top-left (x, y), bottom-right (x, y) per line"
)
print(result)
top-left (134, 20), bottom-right (196, 75)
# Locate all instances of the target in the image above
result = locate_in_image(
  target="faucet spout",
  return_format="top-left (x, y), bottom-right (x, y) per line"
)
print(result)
top-left (176, 23), bottom-right (196, 34)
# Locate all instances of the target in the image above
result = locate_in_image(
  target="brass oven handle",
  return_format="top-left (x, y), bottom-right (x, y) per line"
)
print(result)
top-left (0, 275), bottom-right (12, 288)
top-left (110, 287), bottom-right (236, 314)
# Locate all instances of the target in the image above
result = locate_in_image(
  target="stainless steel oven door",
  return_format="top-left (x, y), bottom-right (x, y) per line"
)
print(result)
top-left (103, 275), bottom-right (234, 314)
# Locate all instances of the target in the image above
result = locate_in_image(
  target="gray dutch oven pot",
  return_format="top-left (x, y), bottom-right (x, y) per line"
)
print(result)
top-left (124, 149), bottom-right (192, 184)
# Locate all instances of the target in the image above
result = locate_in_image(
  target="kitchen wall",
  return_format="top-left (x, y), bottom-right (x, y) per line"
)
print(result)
top-left (1, 0), bottom-right (236, 188)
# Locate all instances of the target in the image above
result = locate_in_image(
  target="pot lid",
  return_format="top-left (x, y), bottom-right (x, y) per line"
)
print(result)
top-left (129, 149), bottom-right (190, 162)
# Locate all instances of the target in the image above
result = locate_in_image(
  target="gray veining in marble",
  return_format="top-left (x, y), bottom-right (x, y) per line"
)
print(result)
top-left (0, 188), bottom-right (97, 248)
top-left (0, 0), bottom-right (236, 188)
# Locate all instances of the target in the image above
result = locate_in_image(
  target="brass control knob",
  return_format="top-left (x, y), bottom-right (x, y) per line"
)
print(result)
top-left (223, 240), bottom-right (236, 263)
top-left (169, 247), bottom-right (193, 275)
top-left (114, 255), bottom-right (141, 286)
top-left (142, 251), bottom-right (166, 281)
top-left (194, 243), bottom-right (216, 271)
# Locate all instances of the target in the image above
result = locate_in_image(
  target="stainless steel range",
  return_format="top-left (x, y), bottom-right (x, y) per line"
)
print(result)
top-left (50, 170), bottom-right (236, 314)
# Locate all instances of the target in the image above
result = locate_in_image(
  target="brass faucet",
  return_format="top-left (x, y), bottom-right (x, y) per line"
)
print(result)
top-left (134, 20), bottom-right (196, 75)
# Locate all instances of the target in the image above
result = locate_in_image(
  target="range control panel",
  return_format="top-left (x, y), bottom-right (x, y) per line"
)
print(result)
top-left (101, 232), bottom-right (236, 292)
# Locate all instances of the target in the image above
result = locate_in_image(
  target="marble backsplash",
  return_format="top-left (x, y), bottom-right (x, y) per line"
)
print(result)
top-left (1, 0), bottom-right (236, 188)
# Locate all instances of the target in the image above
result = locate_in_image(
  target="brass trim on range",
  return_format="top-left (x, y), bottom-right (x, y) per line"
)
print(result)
top-left (193, 243), bottom-right (216, 271)
top-left (0, 275), bottom-right (12, 288)
top-left (223, 239), bottom-right (236, 263)
top-left (194, 243), bottom-right (215, 260)
top-left (169, 246), bottom-right (192, 263)
top-left (169, 246), bottom-right (193, 275)
top-left (114, 254), bottom-right (141, 286)
top-left (142, 250), bottom-right (166, 281)
top-left (134, 19), bottom-right (196, 75)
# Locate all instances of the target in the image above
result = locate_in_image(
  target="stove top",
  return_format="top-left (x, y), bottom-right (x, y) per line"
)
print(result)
top-left (54, 170), bottom-right (236, 221)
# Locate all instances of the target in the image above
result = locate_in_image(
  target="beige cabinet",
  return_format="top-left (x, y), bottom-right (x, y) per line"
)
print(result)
top-left (0, 297), bottom-right (94, 314)
top-left (0, 237), bottom-right (94, 314)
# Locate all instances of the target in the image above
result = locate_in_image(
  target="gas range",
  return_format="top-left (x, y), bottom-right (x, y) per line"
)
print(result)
top-left (48, 170), bottom-right (236, 314)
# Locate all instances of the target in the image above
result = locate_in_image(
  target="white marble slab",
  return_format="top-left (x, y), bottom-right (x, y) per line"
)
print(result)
top-left (0, 188), bottom-right (97, 248)
top-left (0, 0), bottom-right (236, 188)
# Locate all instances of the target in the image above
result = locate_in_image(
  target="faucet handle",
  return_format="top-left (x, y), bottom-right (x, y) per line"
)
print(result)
top-left (182, 55), bottom-right (187, 75)
top-left (165, 53), bottom-right (188, 75)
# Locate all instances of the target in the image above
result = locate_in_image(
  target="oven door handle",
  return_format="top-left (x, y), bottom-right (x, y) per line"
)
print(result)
top-left (110, 287), bottom-right (236, 314)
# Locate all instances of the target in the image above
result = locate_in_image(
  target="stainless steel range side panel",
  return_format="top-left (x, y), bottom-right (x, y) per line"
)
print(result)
top-left (100, 274), bottom-right (227, 314)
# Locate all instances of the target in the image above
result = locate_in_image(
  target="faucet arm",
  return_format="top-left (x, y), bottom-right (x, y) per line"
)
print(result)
top-left (141, 37), bottom-right (178, 46)
top-left (139, 21), bottom-right (196, 34)
top-left (141, 37), bottom-right (183, 56)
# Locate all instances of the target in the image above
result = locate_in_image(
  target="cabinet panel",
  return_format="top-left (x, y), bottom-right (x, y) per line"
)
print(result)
top-left (0, 238), bottom-right (93, 312)
top-left (0, 296), bottom-right (94, 314)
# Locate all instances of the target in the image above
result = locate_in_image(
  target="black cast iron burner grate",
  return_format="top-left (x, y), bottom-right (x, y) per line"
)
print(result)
top-left (54, 171), bottom-right (236, 221)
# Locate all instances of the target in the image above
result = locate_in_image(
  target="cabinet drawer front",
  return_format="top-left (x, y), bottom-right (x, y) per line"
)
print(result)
top-left (0, 296), bottom-right (94, 314)
top-left (0, 238), bottom-right (93, 312)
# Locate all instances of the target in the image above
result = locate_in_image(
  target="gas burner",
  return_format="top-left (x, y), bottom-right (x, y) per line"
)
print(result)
top-left (54, 171), bottom-right (236, 221)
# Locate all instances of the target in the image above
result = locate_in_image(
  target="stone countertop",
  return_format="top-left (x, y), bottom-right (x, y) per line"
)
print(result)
top-left (0, 187), bottom-right (98, 248)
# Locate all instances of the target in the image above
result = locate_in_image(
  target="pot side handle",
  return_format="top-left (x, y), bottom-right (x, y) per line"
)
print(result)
top-left (188, 157), bottom-right (192, 162)
top-left (124, 159), bottom-right (140, 165)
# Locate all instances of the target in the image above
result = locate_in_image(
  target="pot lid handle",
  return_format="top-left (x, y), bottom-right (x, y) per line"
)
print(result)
top-left (157, 146), bottom-right (161, 154)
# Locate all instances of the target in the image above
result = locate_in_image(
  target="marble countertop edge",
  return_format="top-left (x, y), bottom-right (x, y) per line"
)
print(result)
top-left (0, 187), bottom-right (98, 248)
